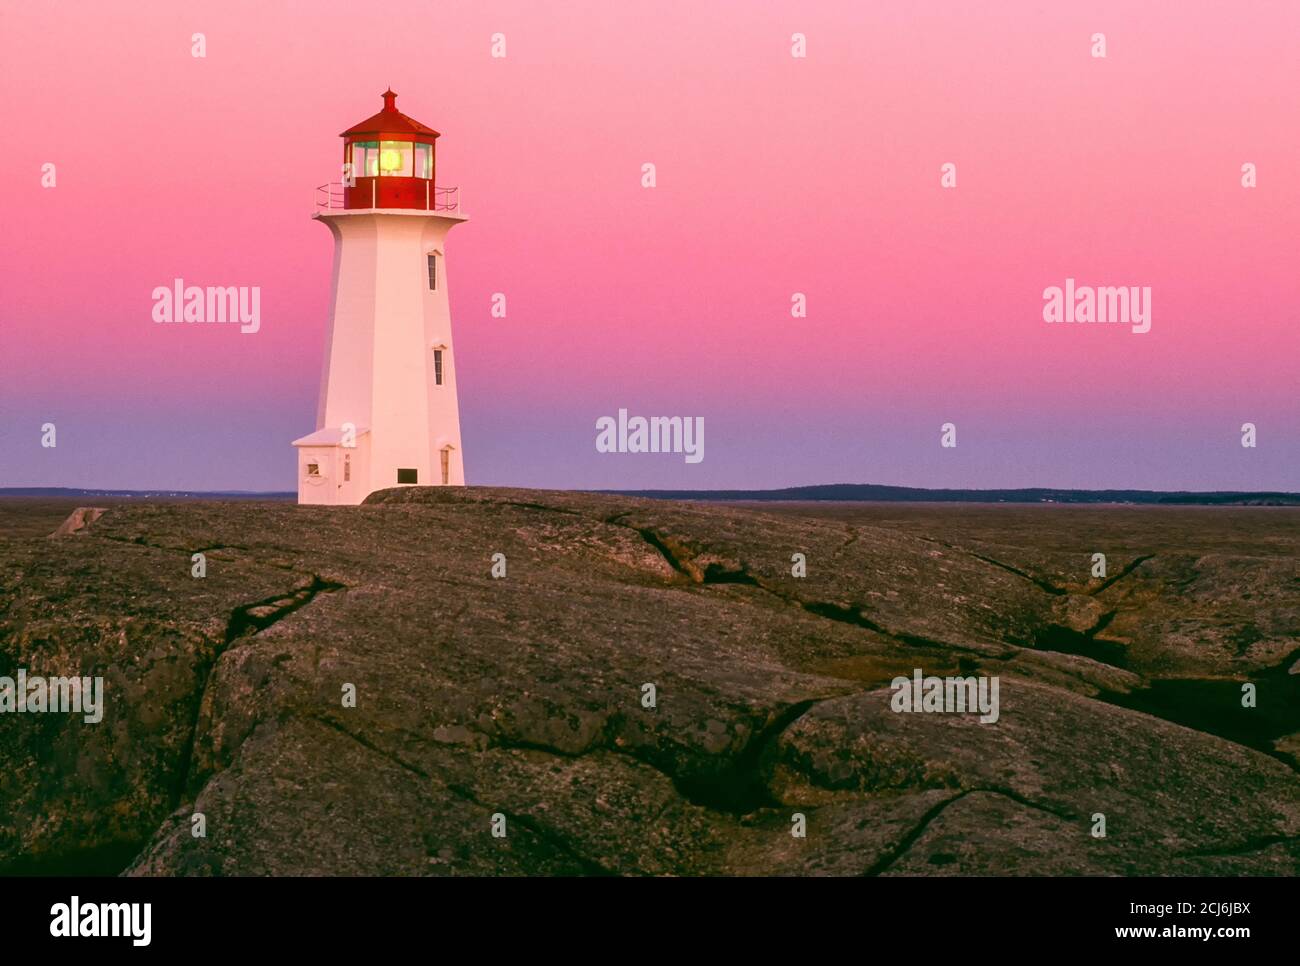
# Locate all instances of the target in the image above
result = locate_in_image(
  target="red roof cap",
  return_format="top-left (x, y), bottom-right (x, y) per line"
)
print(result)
top-left (341, 89), bottom-right (440, 139)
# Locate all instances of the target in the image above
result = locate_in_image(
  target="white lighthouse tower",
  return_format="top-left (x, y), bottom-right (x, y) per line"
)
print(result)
top-left (293, 90), bottom-right (468, 505)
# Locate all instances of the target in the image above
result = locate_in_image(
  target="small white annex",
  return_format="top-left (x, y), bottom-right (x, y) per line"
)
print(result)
top-left (292, 426), bottom-right (372, 506)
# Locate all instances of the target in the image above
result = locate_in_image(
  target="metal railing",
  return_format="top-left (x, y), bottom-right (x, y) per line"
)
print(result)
top-left (314, 182), bottom-right (460, 212)
top-left (314, 182), bottom-right (346, 208)
top-left (430, 186), bottom-right (460, 211)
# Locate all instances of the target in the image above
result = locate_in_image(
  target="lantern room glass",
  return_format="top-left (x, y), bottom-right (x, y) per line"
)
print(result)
top-left (378, 140), bottom-right (414, 177)
top-left (415, 142), bottom-right (433, 179)
top-left (351, 141), bottom-right (379, 178)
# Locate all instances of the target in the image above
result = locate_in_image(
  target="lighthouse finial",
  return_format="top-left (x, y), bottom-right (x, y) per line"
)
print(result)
top-left (382, 88), bottom-right (397, 110)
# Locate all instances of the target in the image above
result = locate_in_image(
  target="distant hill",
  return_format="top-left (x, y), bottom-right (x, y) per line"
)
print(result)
top-left (605, 484), bottom-right (1300, 506)
top-left (0, 487), bottom-right (295, 500)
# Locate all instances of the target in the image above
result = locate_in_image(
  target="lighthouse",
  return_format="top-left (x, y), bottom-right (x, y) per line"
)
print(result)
top-left (292, 90), bottom-right (468, 505)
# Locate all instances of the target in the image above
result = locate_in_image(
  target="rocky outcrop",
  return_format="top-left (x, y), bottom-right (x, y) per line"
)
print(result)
top-left (48, 507), bottom-right (107, 537)
top-left (1, 488), bottom-right (1296, 875)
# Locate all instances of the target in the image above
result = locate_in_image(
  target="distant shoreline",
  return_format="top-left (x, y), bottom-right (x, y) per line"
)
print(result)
top-left (601, 484), bottom-right (1300, 506)
top-left (0, 488), bottom-right (296, 501)
top-left (4, 484), bottom-right (1297, 507)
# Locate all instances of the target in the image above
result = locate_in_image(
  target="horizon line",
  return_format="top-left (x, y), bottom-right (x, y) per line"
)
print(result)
top-left (4, 483), bottom-right (1298, 504)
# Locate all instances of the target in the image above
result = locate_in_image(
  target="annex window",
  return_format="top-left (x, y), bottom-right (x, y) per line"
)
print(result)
top-left (433, 348), bottom-right (444, 386)
top-left (441, 447), bottom-right (451, 485)
top-left (427, 253), bottom-right (438, 290)
top-left (397, 468), bottom-right (418, 484)
top-left (306, 462), bottom-right (321, 477)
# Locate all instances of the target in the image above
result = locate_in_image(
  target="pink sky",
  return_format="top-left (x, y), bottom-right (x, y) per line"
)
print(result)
top-left (2, 0), bottom-right (1297, 491)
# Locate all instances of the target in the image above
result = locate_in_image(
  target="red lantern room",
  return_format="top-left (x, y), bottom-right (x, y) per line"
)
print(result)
top-left (338, 89), bottom-right (451, 210)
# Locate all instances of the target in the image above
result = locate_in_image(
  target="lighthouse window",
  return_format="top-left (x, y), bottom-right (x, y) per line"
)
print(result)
top-left (415, 142), bottom-right (433, 179)
top-left (433, 349), bottom-right (444, 385)
top-left (343, 456), bottom-right (351, 482)
top-left (441, 448), bottom-right (451, 485)
top-left (378, 140), bottom-right (413, 177)
top-left (427, 254), bottom-right (438, 290)
top-left (351, 141), bottom-right (379, 178)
